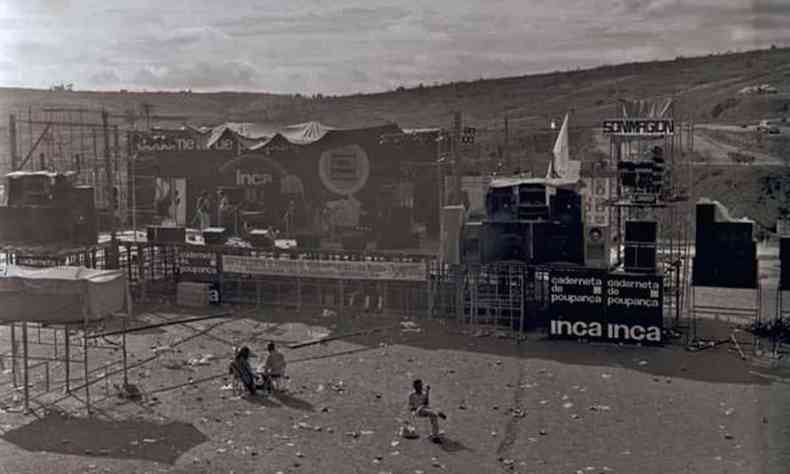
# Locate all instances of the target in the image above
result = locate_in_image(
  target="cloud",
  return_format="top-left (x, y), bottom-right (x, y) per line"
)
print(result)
top-left (132, 61), bottom-right (262, 90)
top-left (90, 69), bottom-right (120, 85)
top-left (3, 0), bottom-right (790, 94)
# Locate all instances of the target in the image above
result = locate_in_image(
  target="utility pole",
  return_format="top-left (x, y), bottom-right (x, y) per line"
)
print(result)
top-left (452, 111), bottom-right (462, 205)
top-left (504, 115), bottom-right (510, 173)
top-left (9, 114), bottom-right (17, 171)
top-left (102, 109), bottom-right (119, 269)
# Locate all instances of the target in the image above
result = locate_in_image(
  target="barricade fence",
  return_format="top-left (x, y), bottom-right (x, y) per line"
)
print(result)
top-left (4, 242), bottom-right (706, 345)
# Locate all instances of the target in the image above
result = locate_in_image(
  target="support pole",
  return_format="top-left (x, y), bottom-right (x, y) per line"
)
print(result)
top-left (22, 322), bottom-right (29, 413)
top-left (83, 324), bottom-right (90, 414)
top-left (10, 323), bottom-right (17, 388)
top-left (64, 325), bottom-right (71, 393)
top-left (9, 114), bottom-right (18, 171)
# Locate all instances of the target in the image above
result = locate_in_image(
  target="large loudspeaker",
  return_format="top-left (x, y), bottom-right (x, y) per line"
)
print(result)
top-left (550, 189), bottom-right (582, 225)
top-left (480, 221), bottom-right (531, 264)
top-left (68, 186), bottom-right (98, 245)
top-left (696, 203), bottom-right (716, 241)
top-left (781, 238), bottom-right (790, 291)
top-left (440, 206), bottom-right (466, 265)
top-left (693, 256), bottom-right (758, 289)
top-left (531, 222), bottom-right (584, 265)
top-left (147, 226), bottom-right (186, 244)
top-left (585, 225), bottom-right (610, 269)
top-left (461, 221), bottom-right (482, 264)
top-left (625, 221), bottom-right (657, 273)
top-left (625, 220), bottom-right (657, 243)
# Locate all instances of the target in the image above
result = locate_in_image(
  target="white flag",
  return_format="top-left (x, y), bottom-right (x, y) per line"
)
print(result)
top-left (546, 113), bottom-right (580, 181)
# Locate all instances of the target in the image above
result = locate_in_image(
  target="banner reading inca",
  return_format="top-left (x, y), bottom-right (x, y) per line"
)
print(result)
top-left (222, 255), bottom-right (426, 281)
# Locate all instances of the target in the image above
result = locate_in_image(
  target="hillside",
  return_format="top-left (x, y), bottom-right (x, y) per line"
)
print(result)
top-left (1, 47), bottom-right (789, 225)
top-left (3, 47), bottom-right (790, 141)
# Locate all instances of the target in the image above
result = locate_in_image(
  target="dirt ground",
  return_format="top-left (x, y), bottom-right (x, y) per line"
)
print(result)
top-left (0, 301), bottom-right (789, 474)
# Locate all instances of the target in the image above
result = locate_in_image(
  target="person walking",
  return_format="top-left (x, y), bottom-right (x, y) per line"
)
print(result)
top-left (195, 190), bottom-right (210, 230)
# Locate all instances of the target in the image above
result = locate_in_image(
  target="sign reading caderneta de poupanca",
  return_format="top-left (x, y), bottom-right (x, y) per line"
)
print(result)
top-left (549, 268), bottom-right (663, 343)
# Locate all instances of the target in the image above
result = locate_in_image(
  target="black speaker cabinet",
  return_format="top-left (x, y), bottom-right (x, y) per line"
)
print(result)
top-left (625, 245), bottom-right (657, 273)
top-left (203, 227), bottom-right (228, 246)
top-left (69, 186), bottom-right (98, 245)
top-left (480, 221), bottom-right (531, 264)
top-left (781, 238), bottom-right (790, 291)
top-left (585, 226), bottom-right (610, 269)
top-left (461, 221), bottom-right (482, 264)
top-left (625, 220), bottom-right (657, 243)
top-left (693, 256), bottom-right (758, 289)
top-left (550, 189), bottom-right (583, 224)
top-left (147, 226), bottom-right (186, 244)
top-left (696, 203), bottom-right (716, 238)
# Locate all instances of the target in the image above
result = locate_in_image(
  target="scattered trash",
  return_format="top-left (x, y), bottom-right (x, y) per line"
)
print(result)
top-left (346, 431), bottom-right (361, 439)
top-left (391, 441), bottom-right (400, 447)
top-left (510, 408), bottom-right (526, 418)
top-left (296, 452), bottom-right (304, 458)
top-left (563, 402), bottom-right (574, 409)
top-left (638, 360), bottom-right (648, 366)
top-left (539, 429), bottom-right (548, 436)
top-left (571, 414), bottom-right (580, 420)
top-left (400, 321), bottom-right (422, 333)
top-left (590, 404), bottom-right (611, 412)
top-left (724, 434), bottom-right (734, 440)
top-left (142, 438), bottom-right (157, 444)
top-left (322, 309), bottom-right (337, 318)
top-left (601, 374), bottom-right (612, 379)
top-left (399, 425), bottom-right (418, 439)
top-left (724, 408), bottom-right (735, 416)
top-left (360, 430), bottom-right (375, 436)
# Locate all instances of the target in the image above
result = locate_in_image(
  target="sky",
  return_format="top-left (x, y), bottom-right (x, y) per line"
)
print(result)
top-left (1, 0), bottom-right (789, 95)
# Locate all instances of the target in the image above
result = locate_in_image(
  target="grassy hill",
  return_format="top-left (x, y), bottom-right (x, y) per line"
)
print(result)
top-left (1, 46), bottom-right (789, 224)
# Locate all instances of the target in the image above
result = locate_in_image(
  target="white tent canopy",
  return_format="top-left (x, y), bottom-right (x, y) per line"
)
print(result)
top-left (0, 266), bottom-right (128, 324)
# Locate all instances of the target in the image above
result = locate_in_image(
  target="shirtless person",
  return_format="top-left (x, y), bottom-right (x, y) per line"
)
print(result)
top-left (408, 379), bottom-right (447, 442)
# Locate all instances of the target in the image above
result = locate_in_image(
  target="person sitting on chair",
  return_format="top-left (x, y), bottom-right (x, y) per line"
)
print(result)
top-left (257, 342), bottom-right (287, 392)
top-left (228, 346), bottom-right (257, 396)
top-left (408, 379), bottom-right (447, 443)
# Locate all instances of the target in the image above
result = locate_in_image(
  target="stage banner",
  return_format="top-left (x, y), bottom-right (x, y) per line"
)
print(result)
top-left (222, 255), bottom-right (427, 282)
top-left (177, 248), bottom-right (220, 282)
top-left (548, 269), bottom-right (663, 343)
top-left (604, 273), bottom-right (663, 342)
top-left (548, 268), bottom-right (606, 337)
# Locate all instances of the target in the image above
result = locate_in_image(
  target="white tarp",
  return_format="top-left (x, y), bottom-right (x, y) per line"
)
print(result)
top-left (0, 266), bottom-right (127, 323)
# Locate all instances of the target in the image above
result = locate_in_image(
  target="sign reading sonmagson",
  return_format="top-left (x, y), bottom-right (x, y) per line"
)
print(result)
top-left (602, 119), bottom-right (674, 136)
top-left (549, 269), bottom-right (663, 343)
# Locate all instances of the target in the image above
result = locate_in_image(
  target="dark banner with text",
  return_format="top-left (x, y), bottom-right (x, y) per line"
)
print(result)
top-left (549, 269), bottom-right (663, 344)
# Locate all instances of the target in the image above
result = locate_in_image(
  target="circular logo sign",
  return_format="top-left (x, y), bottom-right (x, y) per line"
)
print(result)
top-left (319, 144), bottom-right (370, 196)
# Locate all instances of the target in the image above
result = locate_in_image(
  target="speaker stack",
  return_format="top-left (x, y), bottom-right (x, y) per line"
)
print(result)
top-left (624, 221), bottom-right (657, 273)
top-left (780, 238), bottom-right (789, 291)
top-left (585, 225), bottom-right (610, 269)
top-left (692, 202), bottom-right (758, 288)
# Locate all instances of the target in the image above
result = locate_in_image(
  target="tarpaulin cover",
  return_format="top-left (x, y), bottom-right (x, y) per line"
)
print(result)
top-left (0, 266), bottom-right (127, 323)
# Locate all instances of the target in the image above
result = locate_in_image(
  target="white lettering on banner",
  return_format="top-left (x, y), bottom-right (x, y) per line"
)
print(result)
top-left (222, 255), bottom-right (427, 281)
top-left (602, 119), bottom-right (675, 136)
top-left (133, 136), bottom-right (197, 153)
top-left (236, 169), bottom-right (273, 186)
top-left (550, 320), bottom-right (661, 342)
